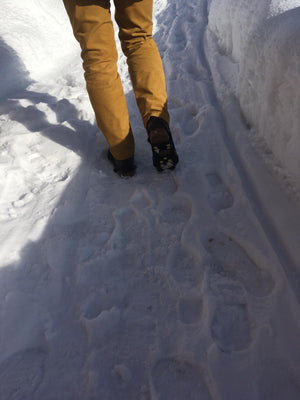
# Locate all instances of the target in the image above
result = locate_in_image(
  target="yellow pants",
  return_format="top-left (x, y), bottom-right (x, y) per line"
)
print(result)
top-left (63, 0), bottom-right (169, 160)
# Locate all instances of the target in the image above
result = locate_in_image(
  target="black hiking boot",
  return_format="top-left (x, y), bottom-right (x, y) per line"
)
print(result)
top-left (146, 116), bottom-right (179, 172)
top-left (107, 150), bottom-right (136, 177)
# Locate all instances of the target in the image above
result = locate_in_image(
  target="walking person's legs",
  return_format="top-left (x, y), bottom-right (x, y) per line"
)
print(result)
top-left (63, 0), bottom-right (135, 164)
top-left (63, 0), bottom-right (178, 174)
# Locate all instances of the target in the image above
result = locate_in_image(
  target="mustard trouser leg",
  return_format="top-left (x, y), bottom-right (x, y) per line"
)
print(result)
top-left (114, 0), bottom-right (169, 126)
top-left (63, 0), bottom-right (134, 160)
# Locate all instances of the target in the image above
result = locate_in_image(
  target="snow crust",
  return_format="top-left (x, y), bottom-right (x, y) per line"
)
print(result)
top-left (208, 0), bottom-right (300, 192)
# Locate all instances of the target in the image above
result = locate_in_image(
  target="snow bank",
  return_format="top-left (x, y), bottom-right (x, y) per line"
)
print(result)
top-left (0, 38), bottom-right (31, 97)
top-left (0, 0), bottom-right (78, 96)
top-left (207, 0), bottom-right (300, 192)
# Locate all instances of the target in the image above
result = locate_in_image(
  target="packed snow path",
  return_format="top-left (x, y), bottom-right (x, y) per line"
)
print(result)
top-left (0, 1), bottom-right (300, 399)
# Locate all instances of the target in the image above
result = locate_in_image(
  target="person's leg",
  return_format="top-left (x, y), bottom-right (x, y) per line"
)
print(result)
top-left (114, 0), bottom-right (169, 127)
top-left (114, 0), bottom-right (178, 171)
top-left (63, 0), bottom-right (134, 160)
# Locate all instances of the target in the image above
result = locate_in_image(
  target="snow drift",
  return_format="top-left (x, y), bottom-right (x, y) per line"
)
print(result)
top-left (207, 0), bottom-right (300, 193)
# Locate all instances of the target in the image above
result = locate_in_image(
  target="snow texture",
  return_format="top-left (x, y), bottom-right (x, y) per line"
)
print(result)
top-left (0, 0), bottom-right (300, 399)
top-left (208, 0), bottom-right (300, 193)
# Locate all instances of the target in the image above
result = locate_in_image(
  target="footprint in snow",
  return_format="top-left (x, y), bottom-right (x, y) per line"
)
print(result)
top-left (207, 277), bottom-right (249, 343)
top-left (110, 206), bottom-right (146, 251)
top-left (210, 302), bottom-right (252, 353)
top-left (171, 26), bottom-right (188, 53)
top-left (158, 195), bottom-right (192, 226)
top-left (203, 232), bottom-right (274, 352)
top-left (152, 357), bottom-right (212, 400)
top-left (169, 244), bottom-right (203, 288)
top-left (204, 232), bottom-right (274, 297)
top-left (80, 292), bottom-right (103, 320)
top-left (185, 62), bottom-right (204, 82)
top-left (83, 306), bottom-right (121, 348)
top-left (206, 173), bottom-right (234, 211)
top-left (173, 104), bottom-right (199, 136)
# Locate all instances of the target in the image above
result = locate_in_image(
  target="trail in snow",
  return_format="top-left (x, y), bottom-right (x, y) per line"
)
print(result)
top-left (0, 0), bottom-right (300, 399)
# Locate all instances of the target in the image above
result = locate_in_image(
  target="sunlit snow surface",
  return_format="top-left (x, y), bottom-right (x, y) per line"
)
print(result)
top-left (208, 0), bottom-right (300, 192)
top-left (0, 1), bottom-right (300, 399)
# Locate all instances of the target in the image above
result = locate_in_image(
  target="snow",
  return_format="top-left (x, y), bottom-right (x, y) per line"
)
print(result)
top-left (0, 0), bottom-right (300, 399)
top-left (207, 0), bottom-right (300, 193)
